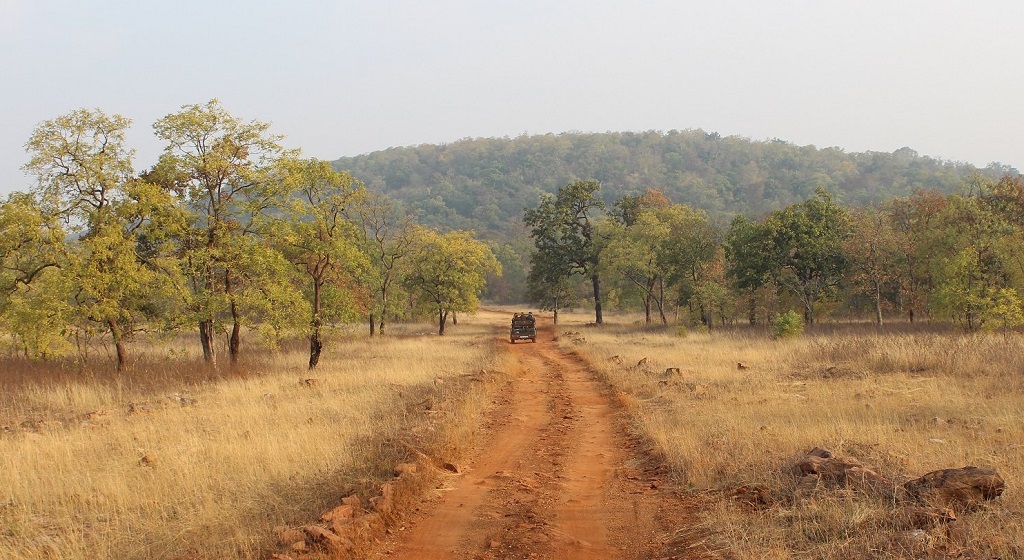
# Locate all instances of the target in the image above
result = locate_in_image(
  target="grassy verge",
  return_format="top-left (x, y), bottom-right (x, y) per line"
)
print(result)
top-left (556, 311), bottom-right (1023, 558)
top-left (0, 317), bottom-right (509, 560)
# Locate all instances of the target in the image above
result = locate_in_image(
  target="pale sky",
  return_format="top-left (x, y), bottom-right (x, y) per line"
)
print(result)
top-left (1, 0), bottom-right (1022, 195)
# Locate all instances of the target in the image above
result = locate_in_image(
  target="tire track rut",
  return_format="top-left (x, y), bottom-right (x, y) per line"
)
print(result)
top-left (379, 323), bottom-right (668, 559)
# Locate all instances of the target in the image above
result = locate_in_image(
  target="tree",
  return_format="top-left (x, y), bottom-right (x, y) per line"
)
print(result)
top-left (657, 205), bottom-right (720, 326)
top-left (152, 99), bottom-right (296, 367)
top-left (724, 215), bottom-right (775, 324)
top-left (525, 251), bottom-right (579, 325)
top-left (524, 180), bottom-right (607, 324)
top-left (888, 190), bottom-right (949, 322)
top-left (404, 230), bottom-right (500, 335)
top-left (350, 191), bottom-right (417, 336)
top-left (929, 195), bottom-right (1017, 331)
top-left (275, 158), bottom-right (370, 368)
top-left (845, 205), bottom-right (900, 325)
top-left (763, 188), bottom-right (851, 325)
top-left (0, 193), bottom-right (71, 358)
top-left (23, 108), bottom-right (182, 370)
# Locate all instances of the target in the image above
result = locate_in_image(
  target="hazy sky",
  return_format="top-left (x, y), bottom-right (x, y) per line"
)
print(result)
top-left (2, 0), bottom-right (1022, 194)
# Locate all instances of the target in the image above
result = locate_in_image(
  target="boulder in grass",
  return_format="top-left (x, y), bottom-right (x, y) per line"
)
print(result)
top-left (901, 466), bottom-right (1004, 513)
top-left (789, 447), bottom-right (885, 491)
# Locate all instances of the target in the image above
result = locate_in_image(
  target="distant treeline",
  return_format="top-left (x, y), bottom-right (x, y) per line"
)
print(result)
top-left (333, 130), bottom-right (1015, 238)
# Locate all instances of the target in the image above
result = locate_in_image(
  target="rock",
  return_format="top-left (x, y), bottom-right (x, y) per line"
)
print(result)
top-left (901, 466), bottom-right (1005, 513)
top-left (636, 357), bottom-right (648, 368)
top-left (394, 462), bottom-right (417, 477)
top-left (321, 504), bottom-right (354, 523)
top-left (340, 495), bottom-right (362, 510)
top-left (139, 454), bottom-right (156, 467)
top-left (303, 525), bottom-right (351, 553)
top-left (790, 447), bottom-right (884, 491)
top-left (737, 362), bottom-right (749, 370)
top-left (442, 462), bottom-right (460, 474)
top-left (904, 505), bottom-right (956, 528)
top-left (664, 367), bottom-right (681, 376)
top-left (371, 483), bottom-right (395, 514)
top-left (609, 355), bottom-right (624, 364)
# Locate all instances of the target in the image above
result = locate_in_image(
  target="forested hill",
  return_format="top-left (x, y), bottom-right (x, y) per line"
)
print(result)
top-left (332, 129), bottom-right (1013, 238)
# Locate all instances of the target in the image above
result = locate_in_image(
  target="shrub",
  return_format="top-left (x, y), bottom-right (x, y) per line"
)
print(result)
top-left (772, 310), bottom-right (804, 339)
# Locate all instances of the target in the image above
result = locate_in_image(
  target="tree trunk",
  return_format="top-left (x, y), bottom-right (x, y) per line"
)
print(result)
top-left (229, 316), bottom-right (241, 365)
top-left (874, 279), bottom-right (883, 326)
top-left (591, 271), bottom-right (603, 325)
top-left (109, 319), bottom-right (127, 372)
top-left (199, 319), bottom-right (216, 366)
top-left (309, 330), bottom-right (322, 369)
top-left (452, 312), bottom-right (458, 325)
top-left (228, 297), bottom-right (241, 366)
top-left (438, 308), bottom-right (448, 335)
top-left (553, 308), bottom-right (559, 325)
top-left (309, 281), bottom-right (323, 369)
top-left (643, 294), bottom-right (652, 325)
top-left (657, 278), bottom-right (668, 326)
top-left (226, 271), bottom-right (240, 365)
top-left (369, 313), bottom-right (376, 336)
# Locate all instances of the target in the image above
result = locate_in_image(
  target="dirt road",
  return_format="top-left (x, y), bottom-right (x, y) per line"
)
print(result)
top-left (378, 323), bottom-right (677, 559)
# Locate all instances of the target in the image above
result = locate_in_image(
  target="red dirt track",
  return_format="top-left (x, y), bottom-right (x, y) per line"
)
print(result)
top-left (376, 318), bottom-right (685, 559)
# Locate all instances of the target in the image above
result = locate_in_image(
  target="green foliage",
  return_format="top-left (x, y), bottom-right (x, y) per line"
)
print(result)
top-left (404, 229), bottom-right (501, 334)
top-left (757, 188), bottom-right (852, 324)
top-left (772, 310), bottom-right (805, 339)
top-left (524, 180), bottom-right (606, 323)
top-left (334, 131), bottom-right (994, 242)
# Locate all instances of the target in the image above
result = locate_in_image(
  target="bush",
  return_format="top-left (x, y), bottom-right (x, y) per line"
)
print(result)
top-left (772, 310), bottom-right (804, 339)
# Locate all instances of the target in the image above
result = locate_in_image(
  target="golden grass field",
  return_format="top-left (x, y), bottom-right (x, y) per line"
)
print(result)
top-left (0, 320), bottom-right (512, 560)
top-left (556, 311), bottom-right (1024, 558)
top-left (3, 308), bottom-right (1022, 559)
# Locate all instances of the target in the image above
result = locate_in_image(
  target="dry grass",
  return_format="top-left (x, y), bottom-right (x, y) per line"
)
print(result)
top-left (557, 310), bottom-right (1024, 558)
top-left (0, 316), bottom-right (510, 560)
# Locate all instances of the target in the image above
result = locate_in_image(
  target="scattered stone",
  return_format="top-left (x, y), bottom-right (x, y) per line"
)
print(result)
top-left (139, 454), bottom-right (156, 467)
top-left (371, 483), bottom-right (395, 514)
top-left (901, 466), bottom-right (1004, 513)
top-left (321, 504), bottom-right (355, 523)
top-left (789, 447), bottom-right (884, 491)
top-left (636, 357), bottom-right (648, 368)
top-left (442, 462), bottom-right (461, 474)
top-left (433, 377), bottom-right (444, 386)
top-left (737, 362), bottom-right (749, 370)
top-left (664, 367), bottom-right (681, 376)
top-left (340, 495), bottom-right (362, 510)
top-left (608, 355), bottom-right (624, 364)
